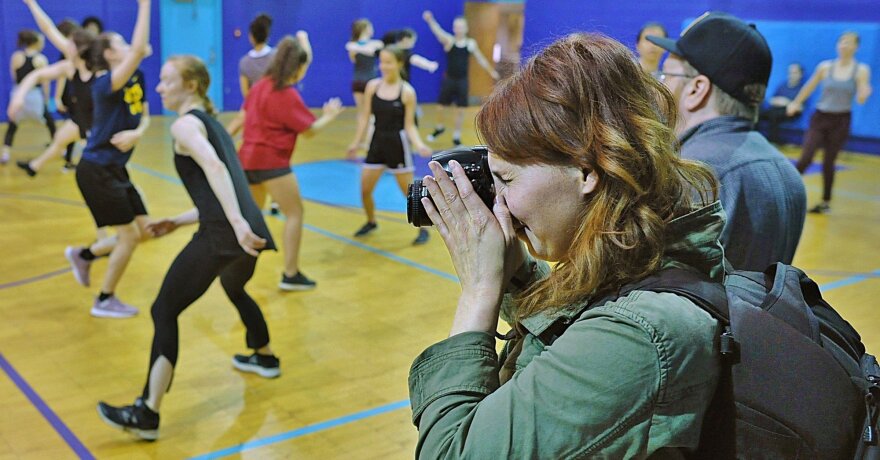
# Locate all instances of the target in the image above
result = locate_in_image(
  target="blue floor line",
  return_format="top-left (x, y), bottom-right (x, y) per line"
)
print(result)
top-left (123, 160), bottom-right (878, 459)
top-left (0, 353), bottom-right (95, 460)
top-left (188, 400), bottom-right (410, 459)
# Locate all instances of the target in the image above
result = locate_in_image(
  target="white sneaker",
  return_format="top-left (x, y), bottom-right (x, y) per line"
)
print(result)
top-left (91, 296), bottom-right (138, 318)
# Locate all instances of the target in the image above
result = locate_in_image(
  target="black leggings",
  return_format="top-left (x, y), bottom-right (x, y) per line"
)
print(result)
top-left (795, 110), bottom-right (851, 201)
top-left (142, 232), bottom-right (270, 399)
top-left (3, 107), bottom-right (57, 146)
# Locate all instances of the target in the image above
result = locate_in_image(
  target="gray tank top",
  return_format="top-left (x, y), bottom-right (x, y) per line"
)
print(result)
top-left (817, 60), bottom-right (858, 113)
top-left (353, 51), bottom-right (377, 82)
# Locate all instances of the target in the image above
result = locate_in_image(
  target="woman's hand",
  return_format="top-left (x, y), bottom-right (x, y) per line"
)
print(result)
top-left (110, 129), bottom-right (142, 152)
top-left (145, 218), bottom-right (178, 237)
top-left (415, 143), bottom-right (432, 157)
top-left (232, 220), bottom-right (267, 257)
top-left (421, 160), bottom-right (518, 334)
top-left (346, 142), bottom-right (361, 160)
top-left (322, 97), bottom-right (343, 119)
top-left (785, 101), bottom-right (803, 117)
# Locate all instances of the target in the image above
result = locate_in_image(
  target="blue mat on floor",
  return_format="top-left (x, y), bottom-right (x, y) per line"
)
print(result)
top-left (292, 156), bottom-right (432, 213)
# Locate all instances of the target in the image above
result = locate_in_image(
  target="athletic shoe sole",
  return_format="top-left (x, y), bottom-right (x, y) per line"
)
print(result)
top-left (96, 404), bottom-right (158, 441)
top-left (90, 307), bottom-right (138, 319)
top-left (278, 282), bottom-right (316, 291)
top-left (65, 247), bottom-right (90, 287)
top-left (232, 359), bottom-right (281, 378)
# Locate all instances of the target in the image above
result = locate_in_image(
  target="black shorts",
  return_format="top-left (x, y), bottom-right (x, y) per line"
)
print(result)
top-left (352, 80), bottom-right (369, 93)
top-left (75, 160), bottom-right (148, 227)
top-left (438, 77), bottom-right (468, 107)
top-left (245, 167), bottom-right (291, 185)
top-left (366, 130), bottom-right (413, 171)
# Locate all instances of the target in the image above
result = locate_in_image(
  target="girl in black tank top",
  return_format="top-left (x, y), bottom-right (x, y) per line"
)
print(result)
top-left (3, 30), bottom-right (56, 164)
top-left (347, 47), bottom-right (433, 245)
top-left (97, 56), bottom-right (279, 441)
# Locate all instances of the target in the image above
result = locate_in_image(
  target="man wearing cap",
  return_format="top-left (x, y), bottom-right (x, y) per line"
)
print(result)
top-left (648, 12), bottom-right (806, 272)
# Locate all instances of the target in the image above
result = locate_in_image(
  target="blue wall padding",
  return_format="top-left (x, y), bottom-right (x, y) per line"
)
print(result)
top-left (0, 0), bottom-right (162, 121)
top-left (523, 0), bottom-right (880, 143)
top-left (220, 0), bottom-right (463, 111)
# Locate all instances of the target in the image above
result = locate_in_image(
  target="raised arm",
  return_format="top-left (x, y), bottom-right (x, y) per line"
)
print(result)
top-left (856, 64), bottom-right (872, 104)
top-left (22, 0), bottom-right (76, 60)
top-left (787, 61), bottom-right (828, 116)
top-left (296, 31), bottom-right (314, 79)
top-left (469, 39), bottom-right (499, 80)
top-left (171, 115), bottom-right (265, 256)
top-left (423, 11), bottom-right (453, 48)
top-left (111, 0), bottom-right (151, 91)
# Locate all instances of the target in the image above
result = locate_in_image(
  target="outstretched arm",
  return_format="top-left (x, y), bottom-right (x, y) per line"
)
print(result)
top-left (111, 0), bottom-right (151, 91)
top-left (469, 40), bottom-right (499, 80)
top-left (410, 54), bottom-right (439, 73)
top-left (787, 62), bottom-right (827, 116)
top-left (423, 10), bottom-right (453, 48)
top-left (7, 60), bottom-right (73, 119)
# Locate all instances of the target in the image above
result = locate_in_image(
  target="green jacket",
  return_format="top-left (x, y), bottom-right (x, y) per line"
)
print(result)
top-left (409, 202), bottom-right (726, 459)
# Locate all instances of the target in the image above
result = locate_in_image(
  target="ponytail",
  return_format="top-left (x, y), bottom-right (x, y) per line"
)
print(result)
top-left (264, 36), bottom-right (308, 90)
top-left (168, 55), bottom-right (215, 116)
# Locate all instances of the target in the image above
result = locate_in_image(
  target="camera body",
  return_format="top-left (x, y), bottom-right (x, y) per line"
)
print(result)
top-left (407, 146), bottom-right (495, 227)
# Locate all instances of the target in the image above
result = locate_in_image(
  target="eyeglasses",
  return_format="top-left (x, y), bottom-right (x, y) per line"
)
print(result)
top-left (651, 71), bottom-right (698, 82)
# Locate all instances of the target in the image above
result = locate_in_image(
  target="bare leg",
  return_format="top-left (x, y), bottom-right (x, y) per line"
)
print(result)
top-left (263, 173), bottom-right (305, 277)
top-left (99, 221), bottom-right (142, 294)
top-left (360, 167), bottom-right (385, 223)
top-left (30, 120), bottom-right (81, 171)
top-left (249, 183), bottom-right (267, 211)
top-left (143, 356), bottom-right (173, 411)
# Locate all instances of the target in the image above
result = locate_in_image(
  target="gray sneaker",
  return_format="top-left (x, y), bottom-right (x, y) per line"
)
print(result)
top-left (91, 296), bottom-right (138, 318)
top-left (65, 246), bottom-right (92, 287)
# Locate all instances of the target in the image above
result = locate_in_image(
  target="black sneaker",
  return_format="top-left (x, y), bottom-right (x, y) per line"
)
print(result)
top-left (413, 228), bottom-right (430, 245)
top-left (96, 397), bottom-right (160, 441)
top-left (279, 271), bottom-right (316, 291)
top-left (61, 161), bottom-right (76, 172)
top-left (808, 203), bottom-right (831, 214)
top-left (270, 202), bottom-right (280, 215)
top-left (427, 126), bottom-right (446, 142)
top-left (232, 353), bottom-right (280, 378)
top-left (354, 221), bottom-right (378, 237)
top-left (452, 137), bottom-right (462, 146)
top-left (15, 160), bottom-right (36, 177)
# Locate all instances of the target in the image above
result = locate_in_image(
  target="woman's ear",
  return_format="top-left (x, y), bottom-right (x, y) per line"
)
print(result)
top-left (581, 168), bottom-right (599, 195)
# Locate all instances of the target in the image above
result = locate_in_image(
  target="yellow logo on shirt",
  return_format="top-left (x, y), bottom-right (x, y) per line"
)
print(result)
top-left (124, 83), bottom-right (144, 115)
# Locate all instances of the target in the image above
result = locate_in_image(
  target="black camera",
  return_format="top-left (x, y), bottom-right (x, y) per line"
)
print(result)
top-left (407, 146), bottom-right (495, 227)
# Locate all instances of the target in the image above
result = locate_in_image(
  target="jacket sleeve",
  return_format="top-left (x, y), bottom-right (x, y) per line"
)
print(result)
top-left (408, 305), bottom-right (665, 459)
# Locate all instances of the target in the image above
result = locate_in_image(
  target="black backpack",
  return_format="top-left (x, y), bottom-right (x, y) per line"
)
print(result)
top-left (541, 263), bottom-right (880, 459)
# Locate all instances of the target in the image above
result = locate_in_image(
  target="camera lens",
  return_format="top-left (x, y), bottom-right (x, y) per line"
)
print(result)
top-left (407, 180), bottom-right (432, 227)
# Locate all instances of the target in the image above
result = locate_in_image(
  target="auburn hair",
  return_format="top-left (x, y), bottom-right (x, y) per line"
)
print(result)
top-left (476, 33), bottom-right (717, 321)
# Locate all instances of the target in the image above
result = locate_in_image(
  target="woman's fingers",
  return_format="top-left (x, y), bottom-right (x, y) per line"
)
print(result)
top-left (493, 194), bottom-right (516, 242)
top-left (427, 161), bottom-right (468, 218)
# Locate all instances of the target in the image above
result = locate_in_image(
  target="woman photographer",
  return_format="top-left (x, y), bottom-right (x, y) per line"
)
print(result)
top-left (410, 33), bottom-right (723, 457)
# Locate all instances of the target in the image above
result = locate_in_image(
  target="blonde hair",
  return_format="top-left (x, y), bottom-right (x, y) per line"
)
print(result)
top-left (168, 55), bottom-right (216, 116)
top-left (476, 33), bottom-right (717, 321)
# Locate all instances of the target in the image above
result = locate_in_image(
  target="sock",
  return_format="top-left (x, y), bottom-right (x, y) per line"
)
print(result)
top-left (80, 248), bottom-right (97, 260)
top-left (98, 292), bottom-right (113, 301)
top-left (453, 129), bottom-right (461, 141)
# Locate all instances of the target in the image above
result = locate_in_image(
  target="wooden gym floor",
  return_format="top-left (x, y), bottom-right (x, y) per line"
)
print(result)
top-left (1, 106), bottom-right (878, 459)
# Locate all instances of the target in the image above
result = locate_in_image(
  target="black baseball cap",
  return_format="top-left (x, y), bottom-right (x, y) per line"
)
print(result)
top-left (647, 12), bottom-right (772, 105)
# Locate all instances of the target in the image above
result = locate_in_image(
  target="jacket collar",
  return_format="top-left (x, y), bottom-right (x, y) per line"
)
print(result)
top-left (678, 116), bottom-right (754, 146)
top-left (518, 201), bottom-right (726, 336)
